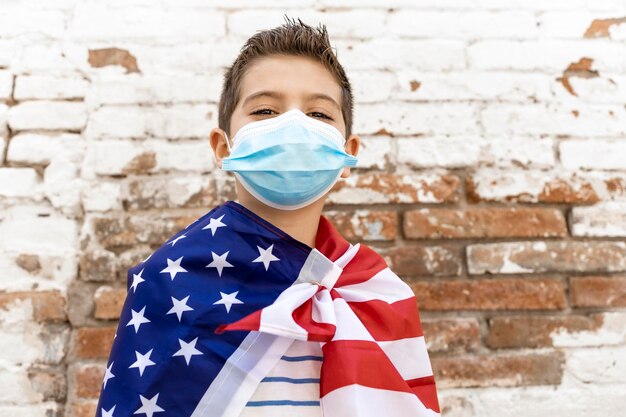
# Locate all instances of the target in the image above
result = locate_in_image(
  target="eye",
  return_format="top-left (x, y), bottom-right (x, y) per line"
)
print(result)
top-left (251, 108), bottom-right (276, 116)
top-left (309, 111), bottom-right (333, 121)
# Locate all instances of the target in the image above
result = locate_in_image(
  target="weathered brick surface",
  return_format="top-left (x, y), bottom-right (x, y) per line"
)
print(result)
top-left (467, 241), bottom-right (626, 275)
top-left (404, 206), bottom-right (567, 239)
top-left (2, 2), bottom-right (626, 416)
top-left (570, 276), bottom-right (626, 307)
top-left (411, 278), bottom-right (567, 311)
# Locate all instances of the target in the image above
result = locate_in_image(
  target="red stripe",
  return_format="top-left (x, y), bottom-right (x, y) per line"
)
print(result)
top-left (320, 339), bottom-right (415, 396)
top-left (214, 309), bottom-right (261, 334)
top-left (347, 297), bottom-right (424, 341)
top-left (316, 215), bottom-right (352, 261)
top-left (333, 243), bottom-right (389, 288)
top-left (291, 295), bottom-right (336, 342)
top-left (406, 375), bottom-right (441, 414)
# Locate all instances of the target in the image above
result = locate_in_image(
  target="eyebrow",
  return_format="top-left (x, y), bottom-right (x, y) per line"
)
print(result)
top-left (242, 90), bottom-right (341, 112)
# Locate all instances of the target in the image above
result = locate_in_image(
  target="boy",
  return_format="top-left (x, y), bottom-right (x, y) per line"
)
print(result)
top-left (95, 16), bottom-right (440, 417)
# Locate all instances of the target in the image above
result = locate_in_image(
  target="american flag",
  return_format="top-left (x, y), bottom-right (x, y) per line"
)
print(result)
top-left (95, 200), bottom-right (440, 417)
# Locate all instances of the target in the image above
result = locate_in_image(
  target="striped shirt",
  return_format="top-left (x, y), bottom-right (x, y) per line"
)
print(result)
top-left (240, 339), bottom-right (323, 417)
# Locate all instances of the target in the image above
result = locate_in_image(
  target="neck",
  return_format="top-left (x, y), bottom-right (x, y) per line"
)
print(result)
top-left (234, 195), bottom-right (325, 249)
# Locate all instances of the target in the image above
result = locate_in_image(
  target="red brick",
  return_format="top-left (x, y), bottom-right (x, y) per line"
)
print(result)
top-left (75, 326), bottom-right (116, 359)
top-left (570, 276), bottom-right (626, 307)
top-left (94, 286), bottom-right (126, 320)
top-left (411, 278), bottom-right (567, 311)
top-left (486, 314), bottom-right (605, 348)
top-left (404, 207), bottom-right (567, 239)
top-left (75, 364), bottom-right (105, 399)
top-left (432, 351), bottom-right (564, 388)
top-left (323, 209), bottom-right (398, 241)
top-left (379, 244), bottom-right (462, 277)
top-left (0, 291), bottom-right (67, 322)
top-left (467, 241), bottom-right (626, 275)
top-left (422, 318), bottom-right (481, 353)
top-left (328, 172), bottom-right (461, 204)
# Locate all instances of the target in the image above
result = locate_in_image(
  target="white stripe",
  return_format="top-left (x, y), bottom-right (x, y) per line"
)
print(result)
top-left (378, 336), bottom-right (434, 380)
top-left (321, 385), bottom-right (441, 417)
top-left (335, 267), bottom-right (414, 304)
top-left (191, 332), bottom-right (294, 417)
top-left (331, 298), bottom-right (374, 342)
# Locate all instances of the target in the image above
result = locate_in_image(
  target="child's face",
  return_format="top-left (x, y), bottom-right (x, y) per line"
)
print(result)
top-left (210, 54), bottom-right (360, 205)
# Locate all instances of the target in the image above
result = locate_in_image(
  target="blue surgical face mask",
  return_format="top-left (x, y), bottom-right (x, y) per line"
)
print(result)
top-left (220, 108), bottom-right (358, 211)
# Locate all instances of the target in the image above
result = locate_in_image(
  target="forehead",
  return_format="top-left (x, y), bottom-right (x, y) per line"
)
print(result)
top-left (237, 54), bottom-right (342, 106)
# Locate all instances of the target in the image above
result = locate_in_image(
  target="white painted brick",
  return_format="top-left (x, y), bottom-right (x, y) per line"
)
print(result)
top-left (85, 139), bottom-right (215, 176)
top-left (85, 104), bottom-right (215, 140)
top-left (355, 102), bottom-right (479, 136)
top-left (0, 70), bottom-right (12, 100)
top-left (0, 205), bottom-right (77, 255)
top-left (481, 103), bottom-right (626, 137)
top-left (468, 40), bottom-right (626, 72)
top-left (560, 139), bottom-right (626, 170)
top-left (0, 103), bottom-right (7, 137)
top-left (354, 136), bottom-right (392, 170)
top-left (7, 133), bottom-right (82, 165)
top-left (483, 137), bottom-right (556, 168)
top-left (14, 75), bottom-right (89, 100)
top-left (570, 202), bottom-right (626, 237)
top-left (8, 101), bottom-right (87, 131)
top-left (82, 181), bottom-right (122, 212)
top-left (395, 71), bottom-right (553, 101)
top-left (0, 370), bottom-right (44, 403)
top-left (552, 75), bottom-right (626, 104)
top-left (537, 11), bottom-right (621, 38)
top-left (87, 73), bottom-right (221, 105)
top-left (43, 154), bottom-right (84, 216)
top-left (126, 41), bottom-right (243, 73)
top-left (397, 137), bottom-right (482, 168)
top-left (12, 44), bottom-right (77, 75)
top-left (350, 71), bottom-right (396, 103)
top-left (318, 0), bottom-right (625, 9)
top-left (441, 383), bottom-right (626, 417)
top-left (565, 346), bottom-right (626, 384)
top-left (0, 403), bottom-right (60, 417)
top-left (468, 168), bottom-right (626, 203)
top-left (0, 6), bottom-right (65, 38)
top-left (68, 4), bottom-right (225, 41)
top-left (339, 39), bottom-right (466, 71)
top-left (0, 252), bottom-right (77, 292)
top-left (0, 168), bottom-right (40, 198)
top-left (388, 10), bottom-right (539, 39)
top-left (550, 312), bottom-right (626, 347)
top-left (228, 10), bottom-right (387, 39)
top-left (0, 40), bottom-right (14, 68)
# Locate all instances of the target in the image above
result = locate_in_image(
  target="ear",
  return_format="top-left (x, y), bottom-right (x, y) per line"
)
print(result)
top-left (209, 127), bottom-right (231, 169)
top-left (340, 133), bottom-right (360, 179)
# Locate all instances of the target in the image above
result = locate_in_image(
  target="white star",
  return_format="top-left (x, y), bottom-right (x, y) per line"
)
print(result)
top-left (206, 251), bottom-right (234, 277)
top-left (167, 234), bottom-right (187, 246)
top-left (101, 405), bottom-right (116, 417)
top-left (202, 214), bottom-right (227, 236)
top-left (129, 348), bottom-right (156, 376)
top-left (213, 291), bottom-right (243, 313)
top-left (167, 295), bottom-right (194, 322)
top-left (252, 244), bottom-right (280, 271)
top-left (102, 361), bottom-right (115, 389)
top-left (160, 256), bottom-right (187, 280)
top-left (126, 306), bottom-right (151, 333)
top-left (133, 393), bottom-right (165, 417)
top-left (173, 337), bottom-right (203, 365)
top-left (130, 268), bottom-right (146, 293)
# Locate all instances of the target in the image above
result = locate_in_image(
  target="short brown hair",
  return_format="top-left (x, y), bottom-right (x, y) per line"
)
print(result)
top-left (217, 15), bottom-right (354, 138)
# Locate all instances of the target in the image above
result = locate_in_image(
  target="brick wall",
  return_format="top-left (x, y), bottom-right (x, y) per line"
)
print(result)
top-left (1, 1), bottom-right (625, 416)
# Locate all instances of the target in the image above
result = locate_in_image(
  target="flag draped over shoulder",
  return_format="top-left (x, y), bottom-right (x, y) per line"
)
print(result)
top-left (94, 200), bottom-right (441, 417)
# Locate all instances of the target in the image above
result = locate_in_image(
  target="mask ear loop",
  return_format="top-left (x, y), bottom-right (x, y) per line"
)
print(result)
top-left (224, 132), bottom-right (232, 153)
